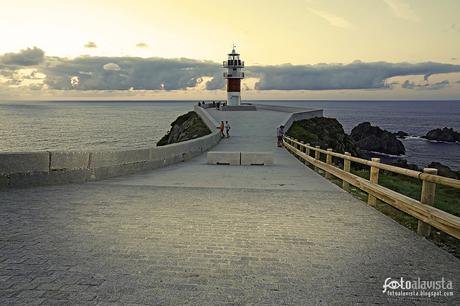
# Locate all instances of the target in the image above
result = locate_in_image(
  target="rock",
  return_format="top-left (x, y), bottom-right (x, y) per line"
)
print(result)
top-left (389, 158), bottom-right (420, 171)
top-left (423, 127), bottom-right (460, 142)
top-left (287, 117), bottom-right (360, 156)
top-left (157, 111), bottom-right (211, 146)
top-left (350, 122), bottom-right (405, 155)
top-left (427, 162), bottom-right (459, 179)
top-left (393, 131), bottom-right (409, 139)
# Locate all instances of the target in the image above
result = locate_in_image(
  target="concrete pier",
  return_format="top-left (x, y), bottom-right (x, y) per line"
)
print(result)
top-left (0, 106), bottom-right (458, 305)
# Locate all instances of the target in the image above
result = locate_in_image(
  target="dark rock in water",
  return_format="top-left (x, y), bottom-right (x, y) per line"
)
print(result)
top-left (427, 162), bottom-right (459, 179)
top-left (157, 111), bottom-right (211, 146)
top-left (423, 127), bottom-right (460, 142)
top-left (393, 131), bottom-right (409, 139)
top-left (350, 122), bottom-right (405, 155)
top-left (287, 117), bottom-right (360, 156)
top-left (389, 158), bottom-right (420, 171)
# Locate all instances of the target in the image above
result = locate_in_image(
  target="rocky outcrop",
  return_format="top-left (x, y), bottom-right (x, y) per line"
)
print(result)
top-left (157, 111), bottom-right (211, 146)
top-left (427, 162), bottom-right (459, 179)
top-left (350, 122), bottom-right (405, 155)
top-left (423, 127), bottom-right (460, 142)
top-left (287, 117), bottom-right (360, 156)
top-left (393, 131), bottom-right (409, 139)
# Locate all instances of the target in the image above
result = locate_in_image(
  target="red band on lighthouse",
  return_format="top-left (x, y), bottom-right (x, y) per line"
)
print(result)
top-left (227, 79), bottom-right (241, 92)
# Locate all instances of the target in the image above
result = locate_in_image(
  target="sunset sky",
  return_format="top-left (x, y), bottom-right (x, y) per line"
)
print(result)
top-left (1, 0), bottom-right (460, 100)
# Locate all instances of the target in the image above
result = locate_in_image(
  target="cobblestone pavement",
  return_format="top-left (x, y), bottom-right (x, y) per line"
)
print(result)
top-left (1, 184), bottom-right (459, 305)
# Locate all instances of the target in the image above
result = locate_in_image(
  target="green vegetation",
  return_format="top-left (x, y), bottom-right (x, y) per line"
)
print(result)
top-left (326, 166), bottom-right (460, 257)
top-left (287, 118), bottom-right (359, 156)
top-left (157, 111), bottom-right (211, 146)
top-left (352, 169), bottom-right (460, 217)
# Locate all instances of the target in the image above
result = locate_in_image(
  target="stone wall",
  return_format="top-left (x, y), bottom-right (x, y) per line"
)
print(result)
top-left (0, 107), bottom-right (221, 189)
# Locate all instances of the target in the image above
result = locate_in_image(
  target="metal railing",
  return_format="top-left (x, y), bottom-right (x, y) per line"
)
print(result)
top-left (223, 60), bottom-right (245, 68)
top-left (283, 135), bottom-right (460, 240)
top-left (223, 72), bottom-right (244, 78)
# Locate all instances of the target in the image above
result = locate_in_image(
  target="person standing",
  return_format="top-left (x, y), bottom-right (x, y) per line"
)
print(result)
top-left (225, 121), bottom-right (231, 138)
top-left (277, 125), bottom-right (284, 147)
top-left (218, 121), bottom-right (225, 138)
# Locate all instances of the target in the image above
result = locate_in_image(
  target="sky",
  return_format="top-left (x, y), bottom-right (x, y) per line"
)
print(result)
top-left (0, 0), bottom-right (459, 100)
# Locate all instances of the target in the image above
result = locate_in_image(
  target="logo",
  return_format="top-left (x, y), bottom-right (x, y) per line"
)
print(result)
top-left (383, 277), bottom-right (454, 298)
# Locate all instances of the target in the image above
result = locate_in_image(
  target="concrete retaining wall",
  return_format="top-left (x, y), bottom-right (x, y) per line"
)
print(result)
top-left (0, 152), bottom-right (50, 174)
top-left (283, 109), bottom-right (324, 131)
top-left (254, 104), bottom-right (313, 113)
top-left (254, 103), bottom-right (323, 131)
top-left (0, 108), bottom-right (221, 189)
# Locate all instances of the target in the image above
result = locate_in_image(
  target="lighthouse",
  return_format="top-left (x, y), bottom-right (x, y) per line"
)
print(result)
top-left (223, 46), bottom-right (245, 106)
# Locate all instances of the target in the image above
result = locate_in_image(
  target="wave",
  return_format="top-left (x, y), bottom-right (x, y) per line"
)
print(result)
top-left (365, 151), bottom-right (407, 158)
top-left (423, 139), bottom-right (460, 145)
top-left (402, 135), bottom-right (423, 140)
top-left (401, 136), bottom-right (460, 144)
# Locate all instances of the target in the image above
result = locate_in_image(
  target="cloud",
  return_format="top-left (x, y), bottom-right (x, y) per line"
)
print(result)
top-left (136, 42), bottom-right (149, 48)
top-left (384, 0), bottom-right (420, 22)
top-left (103, 63), bottom-right (121, 71)
top-left (252, 61), bottom-right (460, 90)
top-left (308, 8), bottom-right (353, 29)
top-left (0, 47), bottom-right (45, 66)
top-left (84, 41), bottom-right (97, 48)
top-left (40, 56), bottom-right (220, 90)
top-left (402, 80), bottom-right (449, 90)
top-left (2, 47), bottom-right (460, 92)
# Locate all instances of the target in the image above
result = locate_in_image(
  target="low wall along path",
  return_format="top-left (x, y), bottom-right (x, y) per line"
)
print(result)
top-left (0, 105), bottom-right (221, 189)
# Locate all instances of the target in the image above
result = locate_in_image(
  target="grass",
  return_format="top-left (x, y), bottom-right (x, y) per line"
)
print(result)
top-left (293, 152), bottom-right (460, 257)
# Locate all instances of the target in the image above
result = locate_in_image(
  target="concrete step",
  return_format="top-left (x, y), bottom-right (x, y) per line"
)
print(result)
top-left (207, 151), bottom-right (273, 166)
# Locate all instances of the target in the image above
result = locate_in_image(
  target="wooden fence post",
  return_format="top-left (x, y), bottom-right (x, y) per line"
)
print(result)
top-left (368, 158), bottom-right (380, 206)
top-left (300, 141), bottom-right (306, 164)
top-left (325, 149), bottom-right (333, 179)
top-left (314, 146), bottom-right (320, 171)
top-left (343, 152), bottom-right (351, 192)
top-left (417, 168), bottom-right (438, 237)
top-left (306, 143), bottom-right (310, 157)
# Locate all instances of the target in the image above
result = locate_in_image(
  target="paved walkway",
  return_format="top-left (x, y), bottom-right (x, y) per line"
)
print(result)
top-left (1, 108), bottom-right (459, 305)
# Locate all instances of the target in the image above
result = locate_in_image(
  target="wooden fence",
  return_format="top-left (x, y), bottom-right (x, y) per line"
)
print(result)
top-left (283, 136), bottom-right (460, 240)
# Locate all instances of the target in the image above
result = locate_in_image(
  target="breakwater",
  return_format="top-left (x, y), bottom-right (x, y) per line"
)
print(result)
top-left (0, 106), bottom-right (220, 189)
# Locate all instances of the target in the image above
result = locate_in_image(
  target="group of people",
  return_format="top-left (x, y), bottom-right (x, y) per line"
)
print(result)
top-left (217, 121), bottom-right (231, 138)
top-left (198, 101), bottom-right (227, 110)
top-left (217, 122), bottom-right (285, 146)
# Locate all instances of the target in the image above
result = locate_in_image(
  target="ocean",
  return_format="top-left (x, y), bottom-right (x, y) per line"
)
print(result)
top-left (0, 100), bottom-right (459, 170)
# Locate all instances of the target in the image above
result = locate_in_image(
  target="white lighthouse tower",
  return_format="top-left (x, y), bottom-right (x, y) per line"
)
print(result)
top-left (223, 46), bottom-right (245, 106)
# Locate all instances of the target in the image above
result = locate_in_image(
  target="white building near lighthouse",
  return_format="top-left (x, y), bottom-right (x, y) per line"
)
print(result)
top-left (223, 46), bottom-right (245, 106)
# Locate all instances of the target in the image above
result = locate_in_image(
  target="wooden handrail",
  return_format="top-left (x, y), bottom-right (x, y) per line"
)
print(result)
top-left (282, 135), bottom-right (460, 240)
top-left (285, 136), bottom-right (460, 189)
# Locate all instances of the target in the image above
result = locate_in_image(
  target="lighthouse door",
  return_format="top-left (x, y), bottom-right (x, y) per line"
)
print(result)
top-left (227, 93), bottom-right (240, 106)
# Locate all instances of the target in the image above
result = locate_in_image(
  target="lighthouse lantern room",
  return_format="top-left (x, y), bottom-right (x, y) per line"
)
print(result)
top-left (223, 46), bottom-right (245, 106)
